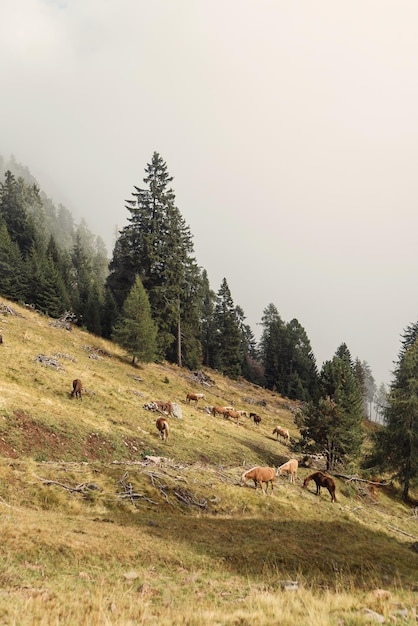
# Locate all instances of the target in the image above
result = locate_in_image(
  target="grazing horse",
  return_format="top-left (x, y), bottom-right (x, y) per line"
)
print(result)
top-left (225, 409), bottom-right (241, 425)
top-left (156, 417), bottom-right (169, 441)
top-left (154, 401), bottom-right (173, 416)
top-left (70, 379), bottom-right (82, 400)
top-left (272, 426), bottom-right (290, 442)
top-left (303, 472), bottom-right (337, 502)
top-left (277, 459), bottom-right (298, 483)
top-left (212, 405), bottom-right (230, 418)
top-left (186, 392), bottom-right (206, 405)
top-left (240, 466), bottom-right (276, 494)
top-left (250, 413), bottom-right (262, 426)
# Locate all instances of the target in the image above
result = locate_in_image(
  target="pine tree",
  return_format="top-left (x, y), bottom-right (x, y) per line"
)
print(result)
top-left (0, 171), bottom-right (36, 257)
top-left (0, 221), bottom-right (23, 300)
top-left (107, 152), bottom-right (202, 364)
top-left (112, 276), bottom-right (157, 364)
top-left (200, 270), bottom-right (217, 368)
top-left (101, 286), bottom-right (120, 339)
top-left (70, 224), bottom-right (106, 332)
top-left (297, 355), bottom-right (364, 470)
top-left (259, 304), bottom-right (286, 391)
top-left (370, 326), bottom-right (418, 501)
top-left (284, 318), bottom-right (319, 401)
top-left (212, 279), bottom-right (242, 379)
top-left (236, 305), bottom-right (260, 384)
top-left (32, 254), bottom-right (68, 318)
top-left (260, 306), bottom-right (318, 400)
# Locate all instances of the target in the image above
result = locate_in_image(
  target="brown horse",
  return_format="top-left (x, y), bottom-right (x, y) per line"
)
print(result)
top-left (156, 417), bottom-right (169, 441)
top-left (303, 471), bottom-right (337, 502)
top-left (70, 379), bottom-right (82, 400)
top-left (154, 401), bottom-right (173, 416)
top-left (186, 392), bottom-right (206, 405)
top-left (240, 466), bottom-right (276, 494)
top-left (225, 409), bottom-right (241, 425)
top-left (212, 405), bottom-right (230, 418)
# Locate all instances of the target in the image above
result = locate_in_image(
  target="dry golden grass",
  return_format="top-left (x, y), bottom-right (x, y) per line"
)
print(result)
top-left (0, 299), bottom-right (417, 625)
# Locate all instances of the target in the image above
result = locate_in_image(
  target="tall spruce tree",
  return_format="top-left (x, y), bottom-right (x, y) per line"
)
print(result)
top-left (200, 269), bottom-right (217, 368)
top-left (259, 304), bottom-right (286, 391)
top-left (212, 279), bottom-right (242, 379)
top-left (0, 221), bottom-right (23, 300)
top-left (236, 305), bottom-right (260, 384)
top-left (284, 318), bottom-right (319, 401)
top-left (370, 323), bottom-right (418, 501)
top-left (112, 275), bottom-right (157, 364)
top-left (107, 152), bottom-right (202, 366)
top-left (0, 171), bottom-right (36, 257)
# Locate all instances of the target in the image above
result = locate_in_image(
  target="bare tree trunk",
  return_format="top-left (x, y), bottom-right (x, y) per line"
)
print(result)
top-left (177, 318), bottom-right (182, 368)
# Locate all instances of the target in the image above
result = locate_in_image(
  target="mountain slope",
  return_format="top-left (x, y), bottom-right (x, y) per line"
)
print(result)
top-left (0, 298), bottom-right (417, 626)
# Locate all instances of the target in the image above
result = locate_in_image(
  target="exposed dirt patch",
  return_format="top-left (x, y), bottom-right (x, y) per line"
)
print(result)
top-left (0, 411), bottom-right (152, 463)
top-left (0, 410), bottom-right (69, 460)
top-left (82, 432), bottom-right (116, 461)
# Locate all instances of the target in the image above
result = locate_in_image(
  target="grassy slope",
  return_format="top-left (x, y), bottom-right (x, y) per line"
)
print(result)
top-left (0, 299), bottom-right (417, 626)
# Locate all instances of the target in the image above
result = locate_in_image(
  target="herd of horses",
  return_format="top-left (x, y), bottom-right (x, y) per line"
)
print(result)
top-left (240, 462), bottom-right (337, 502)
top-left (69, 380), bottom-right (336, 503)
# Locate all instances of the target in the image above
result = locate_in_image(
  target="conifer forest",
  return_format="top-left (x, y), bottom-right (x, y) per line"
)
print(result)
top-left (0, 152), bottom-right (416, 501)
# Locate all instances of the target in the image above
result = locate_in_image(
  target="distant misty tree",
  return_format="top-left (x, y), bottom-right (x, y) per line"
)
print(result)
top-left (112, 275), bottom-right (157, 364)
top-left (373, 383), bottom-right (388, 423)
top-left (361, 360), bottom-right (376, 419)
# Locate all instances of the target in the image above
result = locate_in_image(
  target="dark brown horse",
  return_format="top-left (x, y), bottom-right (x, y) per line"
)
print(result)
top-left (250, 413), bottom-right (261, 426)
top-left (70, 379), bottom-right (82, 400)
top-left (303, 471), bottom-right (336, 502)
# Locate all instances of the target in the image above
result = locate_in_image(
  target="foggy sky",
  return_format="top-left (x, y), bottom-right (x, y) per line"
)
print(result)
top-left (1, 0), bottom-right (418, 388)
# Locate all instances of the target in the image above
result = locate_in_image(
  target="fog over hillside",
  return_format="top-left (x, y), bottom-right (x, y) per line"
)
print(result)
top-left (1, 1), bottom-right (418, 388)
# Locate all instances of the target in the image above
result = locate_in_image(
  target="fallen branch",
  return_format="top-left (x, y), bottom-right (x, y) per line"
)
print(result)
top-left (117, 492), bottom-right (159, 505)
top-left (174, 488), bottom-right (207, 508)
top-left (119, 471), bottom-right (159, 506)
top-left (35, 475), bottom-right (101, 493)
top-left (334, 473), bottom-right (388, 486)
top-left (387, 525), bottom-right (418, 540)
